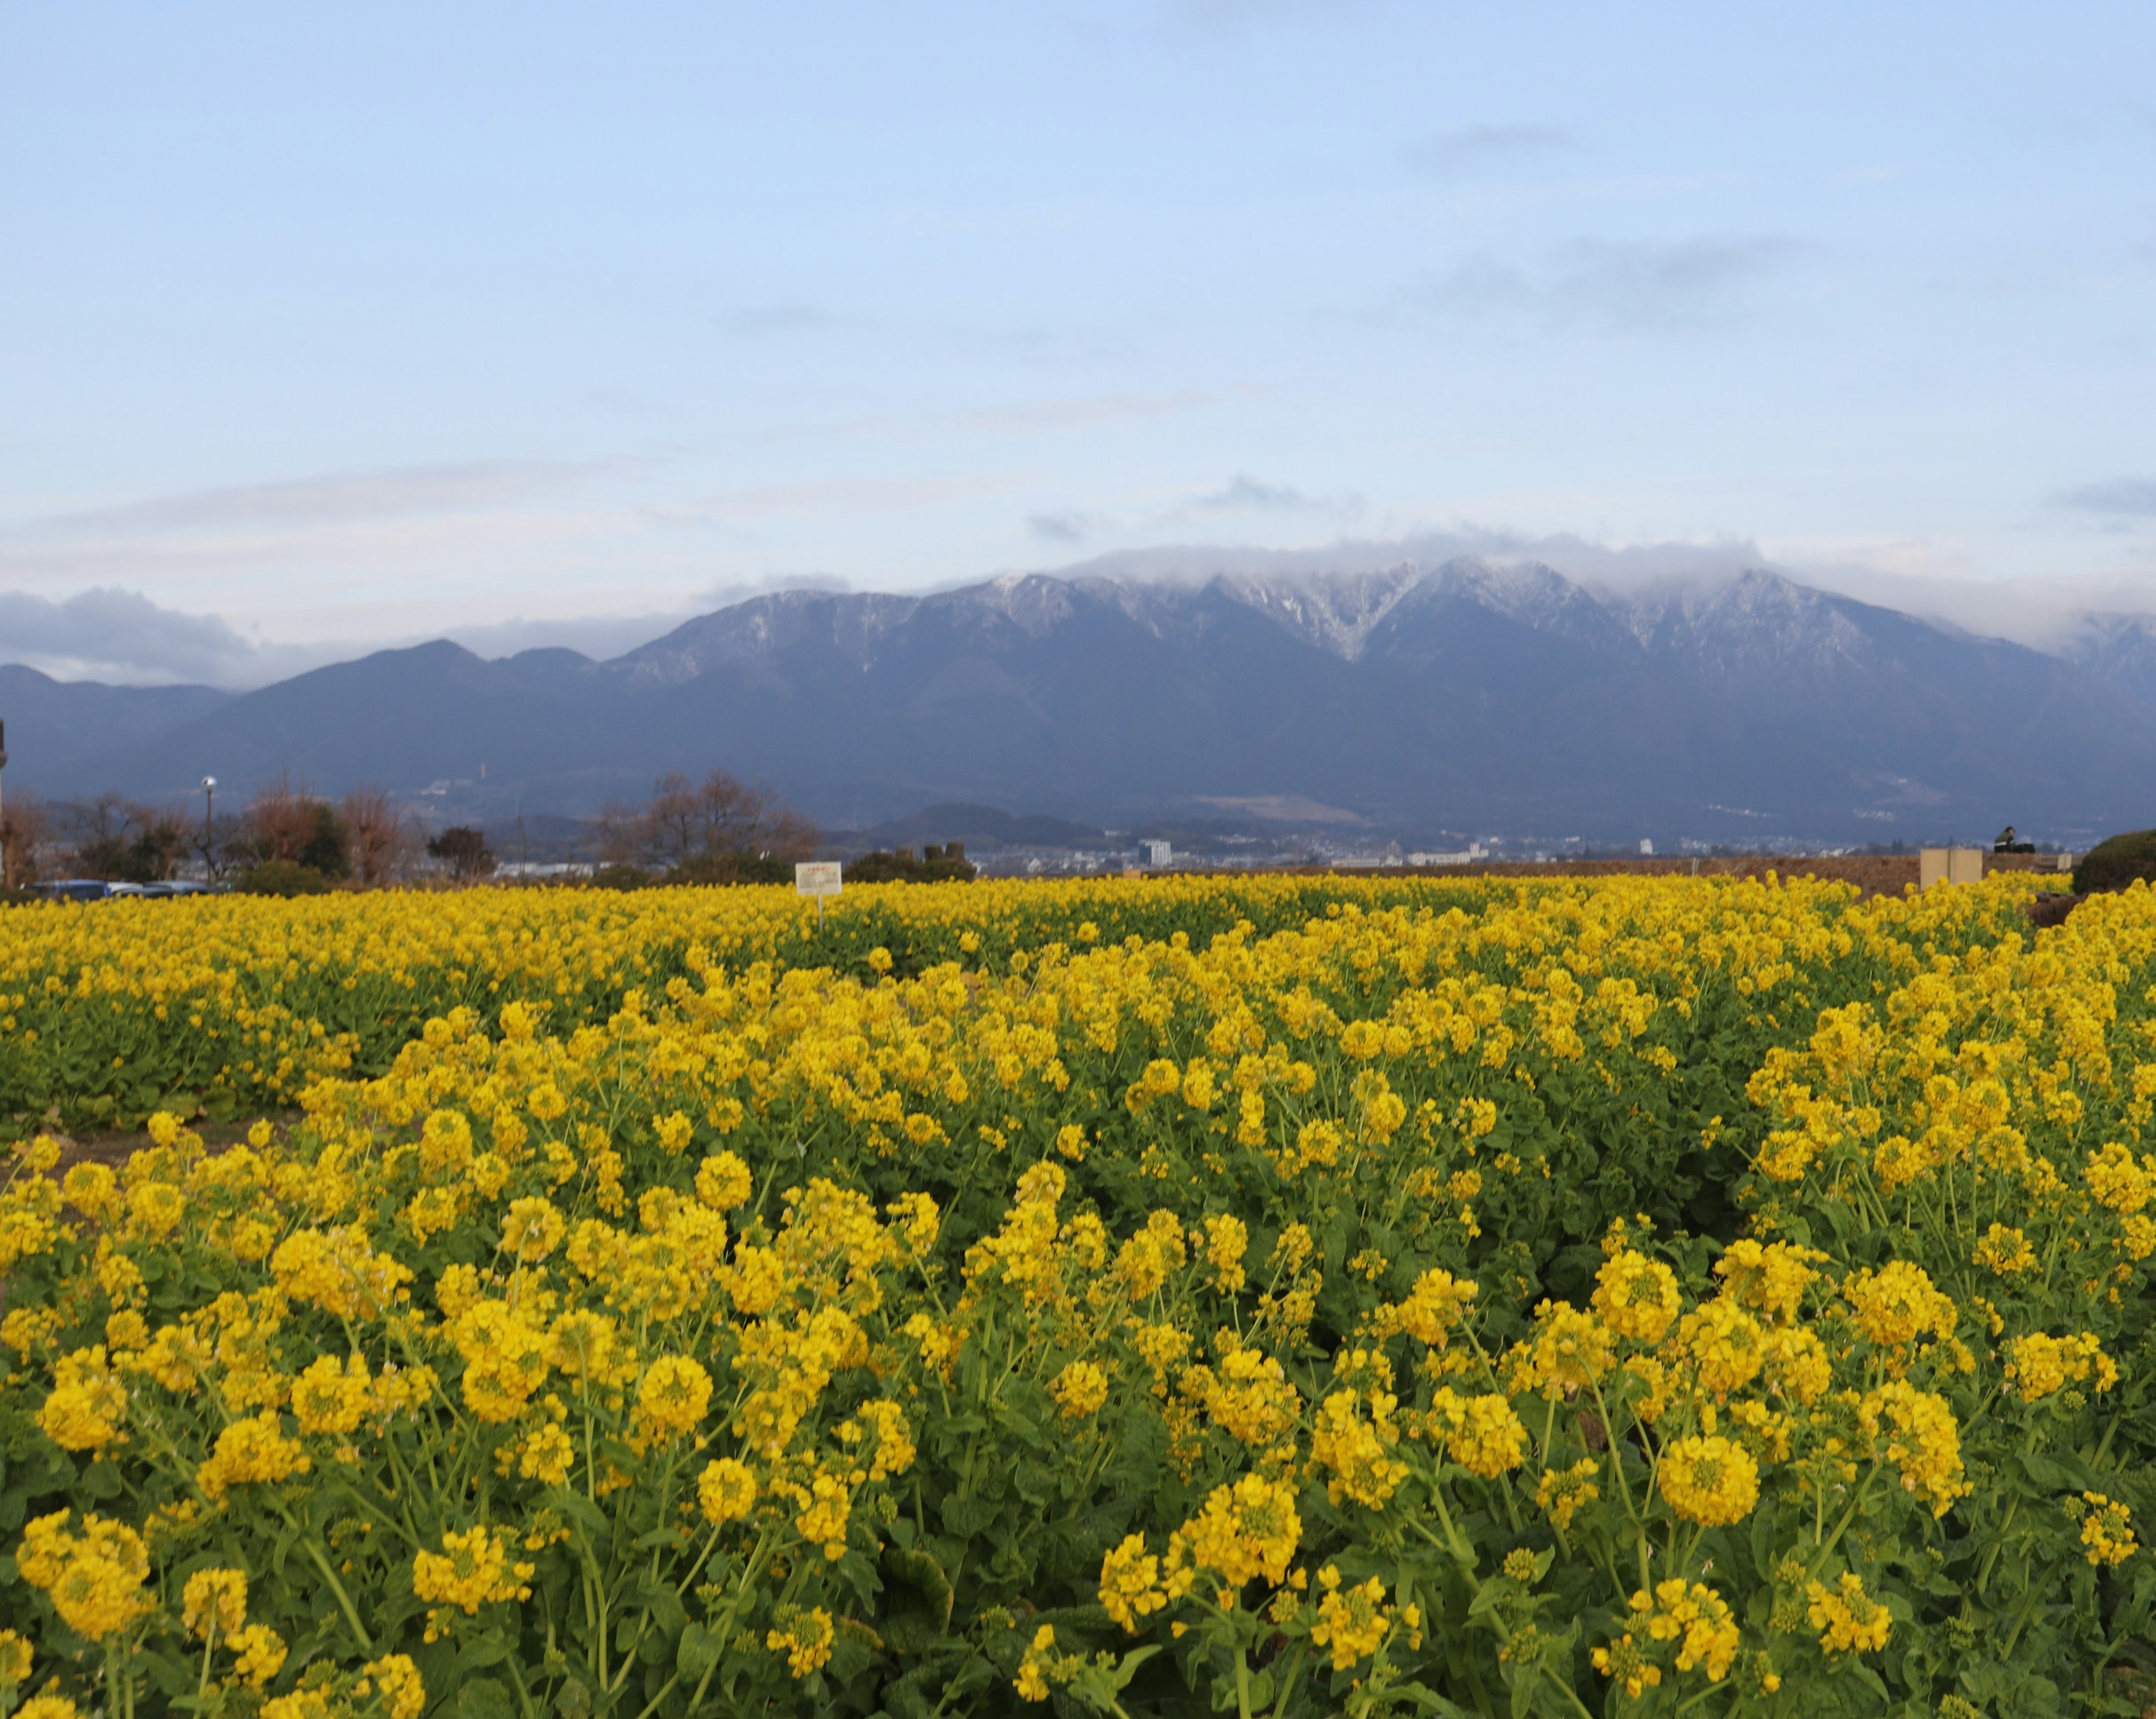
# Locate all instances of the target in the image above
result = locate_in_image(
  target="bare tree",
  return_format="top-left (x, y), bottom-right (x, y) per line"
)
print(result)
top-left (70, 794), bottom-right (187, 881)
top-left (586, 771), bottom-right (816, 878)
top-left (244, 775), bottom-right (317, 864)
top-left (1, 792), bottom-right (50, 889)
top-left (340, 786), bottom-right (414, 886)
top-left (243, 775), bottom-right (348, 876)
top-left (645, 772), bottom-right (703, 867)
top-left (129, 808), bottom-right (191, 881)
top-left (603, 769), bottom-right (817, 879)
top-left (592, 800), bottom-right (648, 867)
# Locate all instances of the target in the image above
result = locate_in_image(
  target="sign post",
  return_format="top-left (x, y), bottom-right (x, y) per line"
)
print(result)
top-left (794, 860), bottom-right (843, 929)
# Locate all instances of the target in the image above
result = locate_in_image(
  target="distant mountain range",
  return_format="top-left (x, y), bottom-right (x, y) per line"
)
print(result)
top-left (8, 560), bottom-right (2156, 846)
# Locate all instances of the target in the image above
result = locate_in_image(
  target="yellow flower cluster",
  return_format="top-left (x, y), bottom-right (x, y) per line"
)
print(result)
top-left (1806, 1571), bottom-right (1892, 1654)
top-left (412, 1527), bottom-right (537, 1631)
top-left (765, 1606), bottom-right (835, 1679)
top-left (2003, 1331), bottom-right (2117, 1403)
top-left (1656, 1435), bottom-right (1761, 1528)
top-left (181, 1567), bottom-right (248, 1638)
top-left (1309, 1566), bottom-right (1392, 1670)
top-left (1630, 1579), bottom-right (1742, 1681)
top-left (1167, 1472), bottom-right (1304, 1598)
top-left (354, 1656), bottom-right (427, 1719)
top-left (2079, 1493), bottom-right (2138, 1566)
top-left (17, 1511), bottom-right (152, 1640)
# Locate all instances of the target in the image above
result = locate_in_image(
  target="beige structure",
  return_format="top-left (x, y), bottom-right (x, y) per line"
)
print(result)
top-left (1919, 847), bottom-right (1986, 887)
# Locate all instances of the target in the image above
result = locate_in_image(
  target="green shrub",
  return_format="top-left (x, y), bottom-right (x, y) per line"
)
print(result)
top-left (844, 847), bottom-right (977, 883)
top-left (229, 858), bottom-right (332, 897)
top-left (668, 849), bottom-right (797, 886)
top-left (2073, 828), bottom-right (2156, 895)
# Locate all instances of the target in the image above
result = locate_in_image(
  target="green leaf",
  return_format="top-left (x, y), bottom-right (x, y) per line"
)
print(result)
top-left (452, 1678), bottom-right (513, 1719)
top-left (940, 1493), bottom-right (1001, 1538)
top-left (553, 1489), bottom-right (612, 1546)
top-left (453, 1635), bottom-right (511, 1676)
top-left (677, 1622), bottom-right (722, 1680)
top-left (635, 1574), bottom-right (688, 1640)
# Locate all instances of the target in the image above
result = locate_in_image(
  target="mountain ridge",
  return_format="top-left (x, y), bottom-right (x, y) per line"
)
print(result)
top-left (9, 561), bottom-right (2156, 845)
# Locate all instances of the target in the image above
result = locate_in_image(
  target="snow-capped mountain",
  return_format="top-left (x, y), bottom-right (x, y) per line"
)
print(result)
top-left (20, 560), bottom-right (2156, 845)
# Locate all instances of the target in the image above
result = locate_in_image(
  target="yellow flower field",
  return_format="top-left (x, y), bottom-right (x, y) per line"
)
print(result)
top-left (0, 870), bottom-right (2146, 1717)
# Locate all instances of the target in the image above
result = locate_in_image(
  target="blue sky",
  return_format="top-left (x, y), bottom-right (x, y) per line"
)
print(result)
top-left (2, 1), bottom-right (2153, 682)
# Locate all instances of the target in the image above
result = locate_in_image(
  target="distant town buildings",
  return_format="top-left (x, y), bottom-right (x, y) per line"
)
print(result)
top-left (1137, 839), bottom-right (1173, 867)
top-left (1403, 842), bottom-right (1489, 867)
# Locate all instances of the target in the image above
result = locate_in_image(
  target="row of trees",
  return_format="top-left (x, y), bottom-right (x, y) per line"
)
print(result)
top-left (590, 771), bottom-right (817, 884)
top-left (0, 779), bottom-right (456, 891)
top-left (0, 769), bottom-right (815, 892)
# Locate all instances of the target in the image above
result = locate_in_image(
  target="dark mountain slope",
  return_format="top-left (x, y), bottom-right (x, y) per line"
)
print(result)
top-left (95, 643), bottom-right (620, 803)
top-left (0, 665), bottom-right (232, 793)
top-left (27, 560), bottom-right (2156, 844)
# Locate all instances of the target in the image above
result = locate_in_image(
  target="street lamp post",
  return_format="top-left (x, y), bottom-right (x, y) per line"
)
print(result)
top-left (202, 776), bottom-right (217, 882)
top-left (0, 720), bottom-right (10, 891)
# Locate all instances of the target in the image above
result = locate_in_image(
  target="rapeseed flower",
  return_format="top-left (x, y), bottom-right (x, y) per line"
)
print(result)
top-left (766, 1606), bottom-right (834, 1678)
top-left (1592, 1249), bottom-right (1679, 1343)
top-left (181, 1567), bottom-right (247, 1638)
top-left (2079, 1493), bottom-right (2137, 1566)
top-left (1806, 1572), bottom-right (1890, 1653)
top-left (1656, 1435), bottom-right (1760, 1527)
top-left (1309, 1566), bottom-right (1390, 1669)
top-left (412, 1526), bottom-right (535, 1627)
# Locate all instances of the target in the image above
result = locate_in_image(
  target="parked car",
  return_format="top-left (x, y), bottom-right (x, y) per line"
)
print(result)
top-left (19, 879), bottom-right (222, 902)
top-left (25, 879), bottom-right (116, 902)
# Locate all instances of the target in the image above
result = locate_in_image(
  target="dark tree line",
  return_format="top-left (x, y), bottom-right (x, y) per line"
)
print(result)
top-left (0, 767), bottom-right (817, 894)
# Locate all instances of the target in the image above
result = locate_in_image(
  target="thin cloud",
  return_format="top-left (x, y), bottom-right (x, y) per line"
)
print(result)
top-left (705, 474), bottom-right (1029, 519)
top-left (716, 303), bottom-right (852, 336)
top-left (1401, 123), bottom-right (1577, 177)
top-left (1037, 525), bottom-right (2156, 656)
top-left (0, 584), bottom-right (733, 687)
top-left (1028, 477), bottom-right (1340, 543)
top-left (1045, 528), bottom-right (1777, 592)
top-left (24, 460), bottom-right (596, 536)
top-left (1420, 235), bottom-right (1797, 332)
top-left (2056, 478), bottom-right (2156, 516)
top-left (964, 390), bottom-right (1217, 433)
top-left (692, 573), bottom-right (853, 607)
top-left (1029, 511), bottom-right (1110, 544)
top-left (1198, 476), bottom-right (1316, 511)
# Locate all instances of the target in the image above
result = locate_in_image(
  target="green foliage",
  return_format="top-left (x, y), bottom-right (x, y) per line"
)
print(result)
top-left (228, 859), bottom-right (334, 897)
top-left (666, 850), bottom-right (796, 886)
top-left (843, 849), bottom-right (978, 884)
top-left (586, 865), bottom-right (656, 891)
top-left (2073, 829), bottom-right (2156, 895)
top-left (424, 826), bottom-right (495, 881)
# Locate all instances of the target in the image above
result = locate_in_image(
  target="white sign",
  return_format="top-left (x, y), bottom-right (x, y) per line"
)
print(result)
top-left (794, 861), bottom-right (843, 897)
